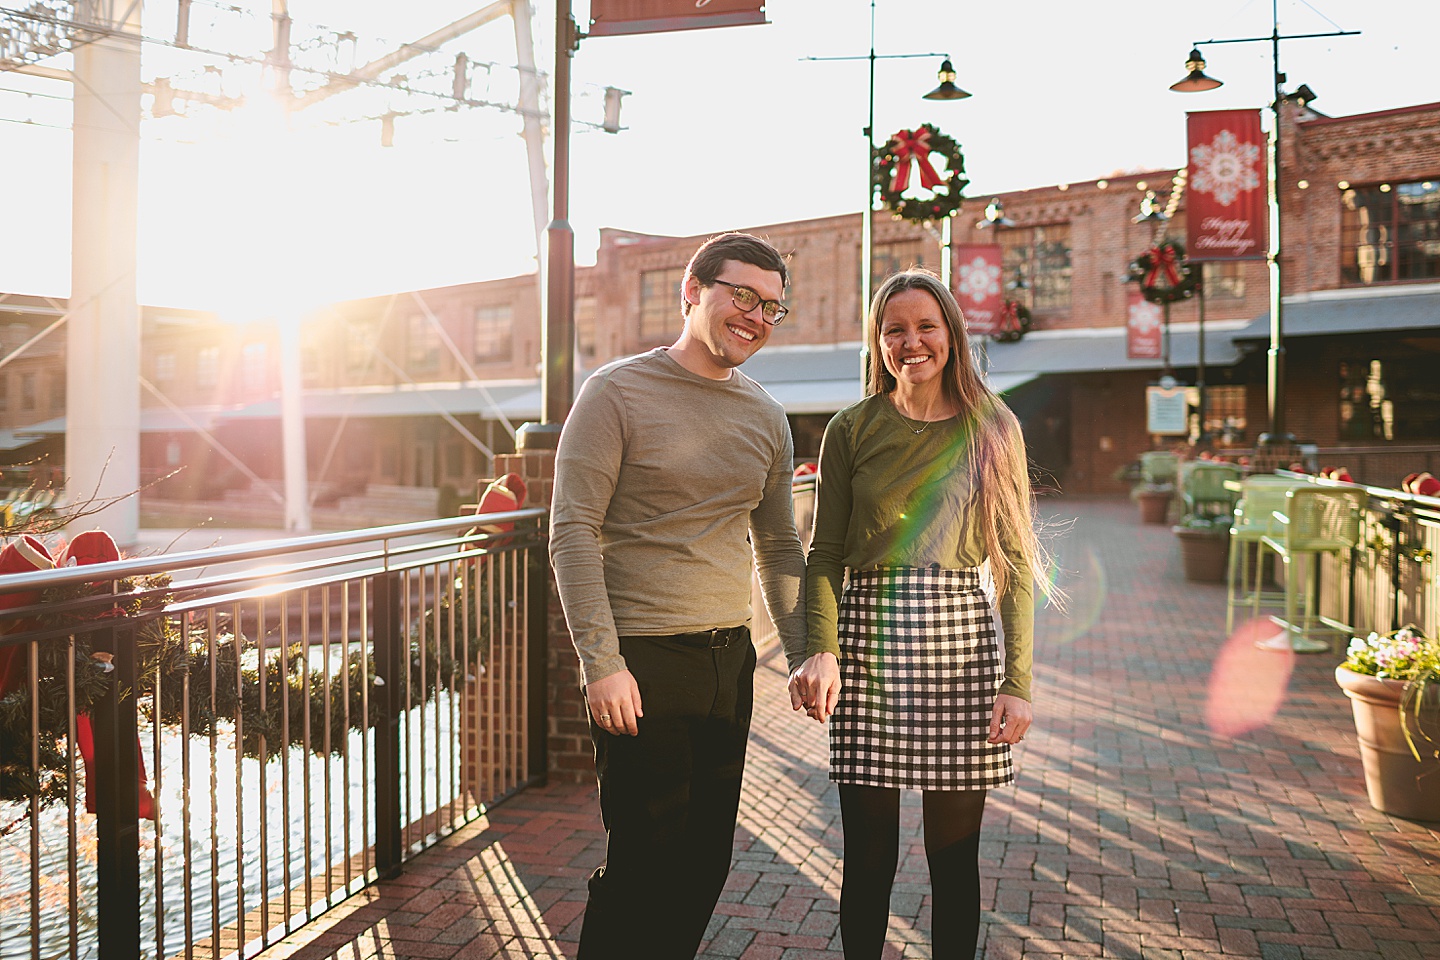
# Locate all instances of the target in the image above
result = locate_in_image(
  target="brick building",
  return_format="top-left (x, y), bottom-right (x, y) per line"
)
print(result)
top-left (1, 98), bottom-right (1436, 503)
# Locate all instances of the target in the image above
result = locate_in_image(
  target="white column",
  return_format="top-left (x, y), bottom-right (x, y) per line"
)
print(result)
top-left (68, 8), bottom-right (143, 547)
top-left (278, 318), bottom-right (310, 532)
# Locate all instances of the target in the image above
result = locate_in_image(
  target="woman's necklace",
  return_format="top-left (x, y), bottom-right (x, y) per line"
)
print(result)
top-left (890, 398), bottom-right (940, 436)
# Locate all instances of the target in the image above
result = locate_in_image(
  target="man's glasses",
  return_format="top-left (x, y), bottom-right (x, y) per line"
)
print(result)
top-left (710, 279), bottom-right (788, 325)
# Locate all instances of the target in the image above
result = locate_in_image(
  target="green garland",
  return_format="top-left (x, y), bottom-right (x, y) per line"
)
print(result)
top-left (1128, 238), bottom-right (1201, 304)
top-left (874, 123), bottom-right (968, 224)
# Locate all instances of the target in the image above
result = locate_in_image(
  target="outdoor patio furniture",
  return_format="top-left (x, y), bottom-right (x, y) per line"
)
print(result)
top-left (1181, 461), bottom-right (1243, 519)
top-left (1253, 486), bottom-right (1366, 653)
top-left (1225, 476), bottom-right (1305, 633)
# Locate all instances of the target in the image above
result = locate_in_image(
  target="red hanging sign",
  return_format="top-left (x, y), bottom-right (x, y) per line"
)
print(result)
top-left (589, 0), bottom-right (766, 37)
top-left (1185, 110), bottom-right (1267, 261)
top-left (1127, 289), bottom-right (1162, 359)
top-left (953, 244), bottom-right (1004, 336)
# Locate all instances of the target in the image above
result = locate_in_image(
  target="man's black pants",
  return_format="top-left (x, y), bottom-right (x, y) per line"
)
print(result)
top-left (577, 628), bottom-right (756, 960)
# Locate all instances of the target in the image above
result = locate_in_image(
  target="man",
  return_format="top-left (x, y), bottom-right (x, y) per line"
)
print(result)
top-left (550, 232), bottom-right (808, 958)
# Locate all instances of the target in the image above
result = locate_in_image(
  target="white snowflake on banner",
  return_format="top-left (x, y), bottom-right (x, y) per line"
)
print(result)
top-left (1189, 129), bottom-right (1261, 206)
top-left (957, 256), bottom-right (1000, 304)
top-left (1129, 299), bottom-right (1162, 333)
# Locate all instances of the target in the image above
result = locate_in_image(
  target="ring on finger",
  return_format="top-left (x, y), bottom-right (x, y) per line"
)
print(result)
top-left (598, 714), bottom-right (612, 723)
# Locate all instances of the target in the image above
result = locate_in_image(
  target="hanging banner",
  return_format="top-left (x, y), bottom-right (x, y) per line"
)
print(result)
top-left (1186, 109), bottom-right (1267, 261)
top-left (953, 244), bottom-right (1004, 336)
top-left (589, 0), bottom-right (766, 37)
top-left (1127, 289), bottom-right (1162, 359)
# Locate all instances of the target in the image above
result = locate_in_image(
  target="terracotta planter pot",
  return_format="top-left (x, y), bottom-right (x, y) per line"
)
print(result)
top-left (1137, 489), bottom-right (1171, 524)
top-left (1173, 527), bottom-right (1229, 582)
top-left (1334, 666), bottom-right (1440, 821)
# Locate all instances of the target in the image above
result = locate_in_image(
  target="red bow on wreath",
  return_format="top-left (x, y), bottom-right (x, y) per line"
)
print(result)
top-left (999, 300), bottom-right (1020, 333)
top-left (888, 128), bottom-right (944, 194)
top-left (1143, 244), bottom-right (1181, 288)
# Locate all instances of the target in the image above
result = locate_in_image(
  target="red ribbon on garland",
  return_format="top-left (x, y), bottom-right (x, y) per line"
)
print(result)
top-left (999, 300), bottom-right (1020, 333)
top-left (1143, 244), bottom-right (1181, 289)
top-left (888, 128), bottom-right (944, 194)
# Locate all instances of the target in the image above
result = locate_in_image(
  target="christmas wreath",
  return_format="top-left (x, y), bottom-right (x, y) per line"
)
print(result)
top-left (992, 300), bottom-right (1032, 343)
top-left (874, 123), bottom-right (968, 224)
top-left (1128, 238), bottom-right (1201, 304)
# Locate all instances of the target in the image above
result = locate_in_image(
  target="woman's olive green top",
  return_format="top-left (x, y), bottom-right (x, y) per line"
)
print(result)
top-left (804, 394), bottom-right (1034, 701)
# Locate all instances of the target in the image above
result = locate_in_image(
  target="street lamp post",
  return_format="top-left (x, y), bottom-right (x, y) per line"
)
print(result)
top-left (805, 2), bottom-right (965, 386)
top-left (1170, 0), bottom-right (1357, 444)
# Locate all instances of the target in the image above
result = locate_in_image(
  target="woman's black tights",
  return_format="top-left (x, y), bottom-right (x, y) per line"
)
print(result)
top-left (838, 784), bottom-right (987, 959)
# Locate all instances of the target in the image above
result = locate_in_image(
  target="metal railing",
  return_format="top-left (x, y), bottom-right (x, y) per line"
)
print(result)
top-left (1272, 474), bottom-right (1440, 640)
top-left (0, 510), bottom-right (548, 960)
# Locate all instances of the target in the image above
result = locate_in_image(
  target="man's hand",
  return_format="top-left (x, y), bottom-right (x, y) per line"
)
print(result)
top-left (987, 693), bottom-right (1032, 745)
top-left (586, 670), bottom-right (643, 736)
top-left (788, 652), bottom-right (840, 723)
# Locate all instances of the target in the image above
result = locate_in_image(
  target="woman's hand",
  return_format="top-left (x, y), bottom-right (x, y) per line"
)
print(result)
top-left (987, 693), bottom-right (1032, 745)
top-left (788, 652), bottom-right (841, 723)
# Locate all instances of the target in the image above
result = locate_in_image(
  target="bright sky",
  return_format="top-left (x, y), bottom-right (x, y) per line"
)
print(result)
top-left (0, 0), bottom-right (1435, 311)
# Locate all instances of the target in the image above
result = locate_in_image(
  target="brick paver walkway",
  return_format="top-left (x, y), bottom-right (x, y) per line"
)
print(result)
top-left (263, 498), bottom-right (1440, 959)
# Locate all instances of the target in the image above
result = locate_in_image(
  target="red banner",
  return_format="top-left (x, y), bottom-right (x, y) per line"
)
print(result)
top-left (1127, 289), bottom-right (1162, 359)
top-left (1185, 109), bottom-right (1267, 261)
top-left (589, 0), bottom-right (766, 37)
top-left (953, 244), bottom-right (1004, 336)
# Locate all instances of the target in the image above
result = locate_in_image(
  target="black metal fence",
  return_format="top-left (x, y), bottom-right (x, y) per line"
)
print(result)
top-left (0, 511), bottom-right (547, 960)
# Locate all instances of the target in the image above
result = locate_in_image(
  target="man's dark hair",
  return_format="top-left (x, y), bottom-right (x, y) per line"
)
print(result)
top-left (681, 232), bottom-right (789, 315)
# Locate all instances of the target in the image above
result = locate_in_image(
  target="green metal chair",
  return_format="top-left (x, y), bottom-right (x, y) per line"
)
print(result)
top-left (1253, 487), bottom-right (1366, 653)
top-left (1225, 477), bottom-right (1306, 633)
top-left (1181, 461), bottom-right (1243, 519)
top-left (1139, 451), bottom-right (1180, 486)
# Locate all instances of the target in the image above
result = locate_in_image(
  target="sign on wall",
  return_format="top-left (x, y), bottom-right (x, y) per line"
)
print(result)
top-left (1186, 109), bottom-right (1267, 261)
top-left (1126, 289), bottom-right (1162, 359)
top-left (588, 0), bottom-right (766, 37)
top-left (1146, 385), bottom-right (1189, 436)
top-left (953, 243), bottom-right (1004, 336)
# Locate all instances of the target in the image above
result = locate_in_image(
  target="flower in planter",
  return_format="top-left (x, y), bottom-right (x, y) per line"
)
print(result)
top-left (1173, 513), bottom-right (1232, 533)
top-left (1342, 626), bottom-right (1440, 760)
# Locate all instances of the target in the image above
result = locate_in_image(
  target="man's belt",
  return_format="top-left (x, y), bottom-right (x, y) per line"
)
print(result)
top-left (665, 625), bottom-right (750, 649)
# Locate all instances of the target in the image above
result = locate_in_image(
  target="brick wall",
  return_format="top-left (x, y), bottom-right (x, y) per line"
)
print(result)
top-left (493, 446), bottom-right (593, 783)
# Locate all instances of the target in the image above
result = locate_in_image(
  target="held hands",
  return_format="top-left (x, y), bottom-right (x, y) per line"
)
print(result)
top-left (586, 670), bottom-right (643, 736)
top-left (988, 693), bottom-right (1032, 745)
top-left (788, 652), bottom-right (840, 723)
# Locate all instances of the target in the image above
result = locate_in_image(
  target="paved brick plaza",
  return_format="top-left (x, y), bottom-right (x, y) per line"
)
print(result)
top-left (263, 498), bottom-right (1440, 959)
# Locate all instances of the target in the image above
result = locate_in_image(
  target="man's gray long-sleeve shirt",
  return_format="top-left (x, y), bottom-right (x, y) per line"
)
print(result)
top-left (549, 348), bottom-right (807, 686)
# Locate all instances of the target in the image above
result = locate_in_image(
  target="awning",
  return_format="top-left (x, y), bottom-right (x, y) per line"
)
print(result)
top-left (218, 381), bottom-right (543, 423)
top-left (1233, 286), bottom-right (1440, 340)
top-left (977, 320), bottom-right (1248, 376)
top-left (15, 407), bottom-right (227, 437)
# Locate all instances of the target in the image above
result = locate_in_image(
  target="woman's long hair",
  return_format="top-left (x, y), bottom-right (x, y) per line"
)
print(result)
top-left (865, 269), bottom-right (1043, 602)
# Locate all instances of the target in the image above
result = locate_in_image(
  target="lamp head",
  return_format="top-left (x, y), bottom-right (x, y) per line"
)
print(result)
top-left (923, 58), bottom-right (971, 101)
top-left (1132, 190), bottom-right (1170, 224)
top-left (976, 197), bottom-right (1015, 229)
top-left (1170, 47), bottom-right (1222, 93)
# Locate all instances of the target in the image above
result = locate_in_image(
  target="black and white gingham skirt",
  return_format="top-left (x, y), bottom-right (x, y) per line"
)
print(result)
top-left (830, 565), bottom-right (1013, 791)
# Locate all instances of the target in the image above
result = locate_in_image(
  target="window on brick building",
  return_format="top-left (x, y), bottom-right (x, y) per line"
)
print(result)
top-left (1341, 180), bottom-right (1440, 285)
top-left (407, 313), bottom-right (441, 373)
top-left (346, 320), bottom-right (374, 374)
top-left (155, 352), bottom-right (177, 383)
top-left (196, 347), bottom-right (220, 388)
top-left (242, 342), bottom-right (267, 393)
top-left (1338, 358), bottom-right (1440, 441)
top-left (1202, 262), bottom-right (1246, 300)
top-left (48, 372), bottom-right (63, 412)
top-left (640, 268), bottom-right (685, 341)
top-left (871, 238), bottom-right (931, 291)
top-left (20, 372), bottom-right (36, 411)
top-left (0, 374), bottom-right (8, 414)
top-left (1203, 385), bottom-right (1247, 445)
top-left (575, 295), bottom-right (598, 359)
top-left (1000, 224), bottom-right (1071, 311)
top-left (474, 305), bottom-right (513, 363)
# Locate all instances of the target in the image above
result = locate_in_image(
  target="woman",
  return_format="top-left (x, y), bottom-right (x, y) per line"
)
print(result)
top-left (789, 269), bottom-right (1042, 958)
